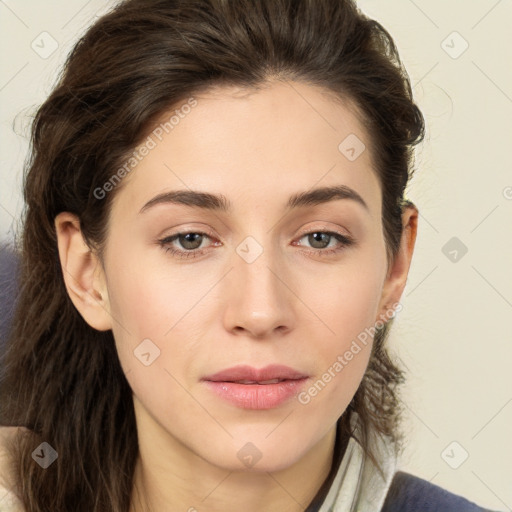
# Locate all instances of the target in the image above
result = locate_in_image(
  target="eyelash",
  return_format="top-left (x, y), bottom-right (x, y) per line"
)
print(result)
top-left (158, 229), bottom-right (354, 260)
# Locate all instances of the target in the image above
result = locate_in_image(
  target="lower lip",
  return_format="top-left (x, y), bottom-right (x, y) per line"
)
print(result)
top-left (202, 378), bottom-right (309, 410)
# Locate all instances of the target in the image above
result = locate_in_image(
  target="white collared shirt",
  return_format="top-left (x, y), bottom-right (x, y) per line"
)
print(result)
top-left (319, 413), bottom-right (397, 512)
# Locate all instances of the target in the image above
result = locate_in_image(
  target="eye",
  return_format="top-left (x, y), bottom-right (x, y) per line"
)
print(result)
top-left (294, 230), bottom-right (354, 257)
top-left (158, 231), bottom-right (217, 259)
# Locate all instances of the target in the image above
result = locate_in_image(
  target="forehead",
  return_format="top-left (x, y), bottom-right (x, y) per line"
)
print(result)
top-left (110, 79), bottom-right (381, 220)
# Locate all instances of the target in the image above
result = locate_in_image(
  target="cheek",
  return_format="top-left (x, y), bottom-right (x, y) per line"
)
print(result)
top-left (104, 251), bottom-right (214, 386)
top-left (300, 260), bottom-right (384, 342)
top-left (103, 253), bottom-right (171, 376)
top-left (106, 250), bottom-right (201, 339)
top-left (104, 261), bottom-right (197, 420)
top-left (297, 258), bottom-right (385, 406)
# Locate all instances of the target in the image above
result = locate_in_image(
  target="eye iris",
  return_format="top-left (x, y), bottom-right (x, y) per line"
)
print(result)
top-left (308, 232), bottom-right (330, 249)
top-left (180, 233), bottom-right (203, 250)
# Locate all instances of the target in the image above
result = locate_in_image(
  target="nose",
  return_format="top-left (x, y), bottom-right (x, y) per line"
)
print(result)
top-left (222, 241), bottom-right (296, 339)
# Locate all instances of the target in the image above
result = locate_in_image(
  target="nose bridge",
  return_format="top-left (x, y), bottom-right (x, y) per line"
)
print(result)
top-left (235, 233), bottom-right (286, 309)
top-left (222, 232), bottom-right (295, 336)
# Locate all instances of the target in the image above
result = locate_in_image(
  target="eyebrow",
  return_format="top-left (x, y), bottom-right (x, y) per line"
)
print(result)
top-left (139, 185), bottom-right (369, 214)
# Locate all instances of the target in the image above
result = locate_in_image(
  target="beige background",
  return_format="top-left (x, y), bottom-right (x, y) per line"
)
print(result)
top-left (1, 1), bottom-right (511, 510)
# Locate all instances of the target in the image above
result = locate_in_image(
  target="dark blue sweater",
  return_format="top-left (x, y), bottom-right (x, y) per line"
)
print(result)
top-left (381, 471), bottom-right (501, 512)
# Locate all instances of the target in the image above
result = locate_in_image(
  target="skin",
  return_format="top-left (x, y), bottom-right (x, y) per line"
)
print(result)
top-left (55, 79), bottom-right (417, 512)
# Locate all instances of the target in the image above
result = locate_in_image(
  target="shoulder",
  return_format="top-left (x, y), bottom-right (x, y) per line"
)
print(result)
top-left (0, 426), bottom-right (26, 511)
top-left (381, 471), bottom-right (500, 512)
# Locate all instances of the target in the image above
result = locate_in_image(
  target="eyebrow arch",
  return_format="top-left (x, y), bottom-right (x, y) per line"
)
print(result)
top-left (139, 185), bottom-right (369, 214)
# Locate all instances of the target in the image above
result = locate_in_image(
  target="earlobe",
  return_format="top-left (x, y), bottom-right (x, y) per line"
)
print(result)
top-left (54, 212), bottom-right (112, 331)
top-left (376, 204), bottom-right (419, 322)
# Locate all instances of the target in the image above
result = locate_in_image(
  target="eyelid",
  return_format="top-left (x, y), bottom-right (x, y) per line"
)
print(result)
top-left (295, 223), bottom-right (351, 240)
top-left (158, 225), bottom-right (218, 241)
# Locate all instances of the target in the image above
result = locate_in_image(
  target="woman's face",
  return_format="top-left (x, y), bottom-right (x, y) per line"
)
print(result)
top-left (85, 80), bottom-right (403, 472)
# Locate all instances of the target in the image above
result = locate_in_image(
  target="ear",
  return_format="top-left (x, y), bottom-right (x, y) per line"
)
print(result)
top-left (376, 203), bottom-right (418, 321)
top-left (54, 212), bottom-right (112, 331)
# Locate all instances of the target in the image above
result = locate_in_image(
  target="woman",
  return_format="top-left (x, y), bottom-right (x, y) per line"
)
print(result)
top-left (0, 0), bottom-right (499, 510)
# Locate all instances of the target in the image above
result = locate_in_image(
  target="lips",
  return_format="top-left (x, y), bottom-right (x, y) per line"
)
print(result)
top-left (202, 364), bottom-right (308, 383)
top-left (201, 364), bottom-right (310, 409)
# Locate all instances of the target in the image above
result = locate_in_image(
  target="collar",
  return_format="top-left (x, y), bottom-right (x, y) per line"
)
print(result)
top-left (318, 413), bottom-right (397, 512)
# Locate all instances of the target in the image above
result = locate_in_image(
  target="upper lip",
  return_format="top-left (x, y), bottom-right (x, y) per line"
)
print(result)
top-left (202, 364), bottom-right (309, 382)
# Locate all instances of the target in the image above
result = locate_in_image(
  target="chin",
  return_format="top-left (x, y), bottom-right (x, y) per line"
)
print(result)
top-left (203, 440), bottom-right (305, 474)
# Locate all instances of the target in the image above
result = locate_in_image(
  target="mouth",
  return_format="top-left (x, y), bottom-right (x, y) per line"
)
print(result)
top-left (201, 365), bottom-right (309, 410)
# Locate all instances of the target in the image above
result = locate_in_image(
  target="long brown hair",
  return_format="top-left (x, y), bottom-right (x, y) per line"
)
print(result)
top-left (0, 0), bottom-right (424, 510)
